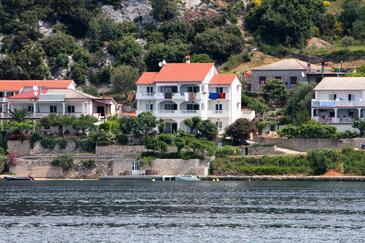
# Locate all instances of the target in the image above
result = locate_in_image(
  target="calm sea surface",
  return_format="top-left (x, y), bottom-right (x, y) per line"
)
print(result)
top-left (0, 180), bottom-right (365, 242)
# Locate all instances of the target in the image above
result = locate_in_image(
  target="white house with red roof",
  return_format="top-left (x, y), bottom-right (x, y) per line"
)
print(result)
top-left (136, 63), bottom-right (254, 133)
top-left (0, 80), bottom-right (119, 120)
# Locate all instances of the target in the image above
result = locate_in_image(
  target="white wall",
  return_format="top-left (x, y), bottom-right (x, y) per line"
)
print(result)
top-left (315, 90), bottom-right (363, 101)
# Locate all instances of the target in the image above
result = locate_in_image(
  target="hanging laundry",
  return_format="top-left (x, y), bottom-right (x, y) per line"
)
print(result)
top-left (209, 93), bottom-right (219, 100)
top-left (188, 92), bottom-right (196, 102)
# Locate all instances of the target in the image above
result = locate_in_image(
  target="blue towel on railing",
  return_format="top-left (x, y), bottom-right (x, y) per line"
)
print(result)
top-left (209, 93), bottom-right (219, 100)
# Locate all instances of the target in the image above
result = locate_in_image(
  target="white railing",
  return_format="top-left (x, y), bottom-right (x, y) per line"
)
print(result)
top-left (314, 116), bottom-right (356, 124)
top-left (137, 92), bottom-right (204, 100)
top-left (312, 99), bottom-right (365, 107)
top-left (208, 110), bottom-right (227, 117)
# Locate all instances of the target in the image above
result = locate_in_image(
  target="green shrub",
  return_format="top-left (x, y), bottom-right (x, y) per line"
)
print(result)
top-left (77, 137), bottom-right (96, 153)
top-left (81, 159), bottom-right (96, 169)
top-left (116, 133), bottom-right (129, 145)
top-left (93, 130), bottom-right (116, 146)
top-left (40, 137), bottom-right (58, 150)
top-left (51, 154), bottom-right (74, 171)
top-left (278, 121), bottom-right (338, 138)
top-left (30, 132), bottom-right (42, 148)
top-left (58, 138), bottom-right (68, 150)
top-left (0, 156), bottom-right (6, 173)
top-left (216, 146), bottom-right (241, 158)
top-left (157, 134), bottom-right (174, 145)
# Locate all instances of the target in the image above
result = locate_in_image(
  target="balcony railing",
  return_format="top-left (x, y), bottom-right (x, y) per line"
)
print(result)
top-left (137, 92), bottom-right (203, 100)
top-left (313, 116), bottom-right (357, 124)
top-left (312, 99), bottom-right (365, 107)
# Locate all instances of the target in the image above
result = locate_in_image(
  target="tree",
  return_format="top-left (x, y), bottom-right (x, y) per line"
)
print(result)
top-left (133, 112), bottom-right (158, 139)
top-left (150, 0), bottom-right (177, 22)
top-left (283, 83), bottom-right (315, 125)
top-left (72, 115), bottom-right (98, 134)
top-left (193, 28), bottom-right (243, 61)
top-left (41, 32), bottom-right (76, 57)
top-left (8, 108), bottom-right (30, 122)
top-left (40, 114), bottom-right (75, 136)
top-left (197, 120), bottom-right (218, 141)
top-left (184, 117), bottom-right (202, 134)
top-left (71, 62), bottom-right (88, 85)
top-left (16, 45), bottom-right (48, 79)
top-left (184, 117), bottom-right (218, 140)
top-left (224, 119), bottom-right (255, 145)
top-left (262, 79), bottom-right (287, 107)
top-left (110, 65), bottom-right (139, 92)
top-left (109, 36), bottom-right (143, 67)
top-left (191, 54), bottom-right (213, 63)
top-left (246, 0), bottom-right (325, 47)
top-left (145, 43), bottom-right (189, 71)
top-left (353, 119), bottom-right (365, 136)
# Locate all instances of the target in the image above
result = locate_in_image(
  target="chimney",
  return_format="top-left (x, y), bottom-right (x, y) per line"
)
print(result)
top-left (185, 55), bottom-right (191, 64)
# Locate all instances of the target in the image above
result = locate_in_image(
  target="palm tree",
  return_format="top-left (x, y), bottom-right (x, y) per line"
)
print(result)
top-left (8, 108), bottom-right (31, 122)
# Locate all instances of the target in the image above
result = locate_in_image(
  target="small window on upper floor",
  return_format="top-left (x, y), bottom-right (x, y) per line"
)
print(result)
top-left (216, 87), bottom-right (224, 93)
top-left (329, 94), bottom-right (337, 100)
top-left (147, 86), bottom-right (154, 93)
top-left (259, 76), bottom-right (266, 84)
top-left (349, 94), bottom-right (355, 101)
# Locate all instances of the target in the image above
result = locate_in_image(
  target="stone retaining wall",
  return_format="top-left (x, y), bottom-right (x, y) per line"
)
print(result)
top-left (96, 145), bottom-right (147, 157)
top-left (144, 159), bottom-right (209, 176)
top-left (12, 155), bottom-right (115, 178)
top-left (7, 140), bottom-right (82, 157)
top-left (255, 137), bottom-right (344, 152)
top-left (243, 145), bottom-right (283, 155)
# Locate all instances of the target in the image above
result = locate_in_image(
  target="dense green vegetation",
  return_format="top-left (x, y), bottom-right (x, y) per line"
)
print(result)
top-left (247, 0), bottom-right (365, 48)
top-left (0, 0), bottom-right (245, 103)
top-left (210, 149), bottom-right (365, 176)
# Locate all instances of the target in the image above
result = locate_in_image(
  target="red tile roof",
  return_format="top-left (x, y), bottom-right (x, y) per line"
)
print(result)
top-left (0, 80), bottom-right (74, 91)
top-left (8, 89), bottom-right (48, 99)
top-left (154, 63), bottom-right (214, 82)
top-left (136, 72), bottom-right (158, 85)
top-left (210, 74), bottom-right (237, 85)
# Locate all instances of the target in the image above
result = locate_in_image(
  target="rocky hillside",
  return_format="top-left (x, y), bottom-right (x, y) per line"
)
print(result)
top-left (0, 0), bottom-right (250, 102)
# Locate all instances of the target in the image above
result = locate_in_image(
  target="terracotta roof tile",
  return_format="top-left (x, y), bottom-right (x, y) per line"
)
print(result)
top-left (0, 80), bottom-right (74, 91)
top-left (210, 74), bottom-right (237, 85)
top-left (136, 72), bottom-right (158, 85)
top-left (154, 63), bottom-right (214, 82)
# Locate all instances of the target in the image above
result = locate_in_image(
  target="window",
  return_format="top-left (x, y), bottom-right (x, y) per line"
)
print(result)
top-left (164, 103), bottom-right (177, 110)
top-left (216, 121), bottom-right (223, 129)
top-left (259, 76), bottom-right (266, 84)
top-left (216, 87), bottom-right (224, 93)
top-left (348, 94), bottom-right (355, 101)
top-left (187, 104), bottom-right (199, 110)
top-left (187, 86), bottom-right (200, 93)
top-left (215, 104), bottom-right (223, 111)
top-left (290, 76), bottom-right (298, 84)
top-left (274, 76), bottom-right (282, 80)
top-left (28, 106), bottom-right (33, 112)
top-left (329, 94), bottom-right (337, 100)
top-left (147, 86), bottom-right (154, 93)
top-left (67, 105), bottom-right (75, 113)
top-left (145, 104), bottom-right (153, 111)
top-left (50, 105), bottom-right (57, 113)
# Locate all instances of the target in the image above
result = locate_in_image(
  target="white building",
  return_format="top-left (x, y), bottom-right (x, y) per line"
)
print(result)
top-left (311, 77), bottom-right (365, 131)
top-left (136, 63), bottom-right (254, 133)
top-left (0, 80), bottom-right (120, 120)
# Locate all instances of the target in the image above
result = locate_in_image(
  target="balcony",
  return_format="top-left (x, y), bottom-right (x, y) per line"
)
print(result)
top-left (138, 109), bottom-right (201, 117)
top-left (313, 116), bottom-right (356, 124)
top-left (208, 110), bottom-right (227, 117)
top-left (312, 99), bottom-right (365, 108)
top-left (137, 92), bottom-right (204, 101)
